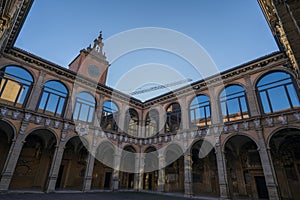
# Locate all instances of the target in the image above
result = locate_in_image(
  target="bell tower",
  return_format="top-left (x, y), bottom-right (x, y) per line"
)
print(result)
top-left (69, 32), bottom-right (109, 85)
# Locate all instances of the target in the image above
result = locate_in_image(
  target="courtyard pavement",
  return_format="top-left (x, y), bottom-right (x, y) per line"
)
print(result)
top-left (0, 192), bottom-right (219, 200)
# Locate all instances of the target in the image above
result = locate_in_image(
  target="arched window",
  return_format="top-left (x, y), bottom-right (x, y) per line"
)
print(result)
top-left (125, 108), bottom-right (139, 136)
top-left (190, 95), bottom-right (211, 127)
top-left (0, 66), bottom-right (33, 107)
top-left (101, 101), bottom-right (119, 131)
top-left (220, 85), bottom-right (249, 122)
top-left (145, 109), bottom-right (159, 137)
top-left (257, 71), bottom-right (300, 113)
top-left (73, 92), bottom-right (96, 123)
top-left (36, 81), bottom-right (68, 117)
top-left (165, 103), bottom-right (181, 132)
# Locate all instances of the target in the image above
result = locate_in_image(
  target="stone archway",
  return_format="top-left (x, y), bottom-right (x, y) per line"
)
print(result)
top-left (91, 141), bottom-right (114, 190)
top-left (164, 144), bottom-right (184, 193)
top-left (269, 128), bottom-right (300, 200)
top-left (143, 146), bottom-right (158, 191)
top-left (224, 135), bottom-right (268, 199)
top-left (0, 120), bottom-right (15, 175)
top-left (9, 129), bottom-right (57, 191)
top-left (191, 140), bottom-right (219, 196)
top-left (56, 136), bottom-right (88, 190)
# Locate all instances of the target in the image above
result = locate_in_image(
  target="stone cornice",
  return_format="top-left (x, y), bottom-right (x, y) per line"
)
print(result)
top-left (258, 0), bottom-right (299, 72)
top-left (1, 0), bottom-right (34, 53)
top-left (143, 52), bottom-right (287, 107)
top-left (5, 47), bottom-right (144, 107)
top-left (4, 49), bottom-right (288, 109)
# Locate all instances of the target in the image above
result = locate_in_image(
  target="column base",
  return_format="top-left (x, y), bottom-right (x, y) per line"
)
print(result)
top-left (113, 179), bottom-right (119, 191)
top-left (157, 184), bottom-right (165, 193)
top-left (46, 176), bottom-right (57, 193)
top-left (83, 177), bottom-right (92, 192)
top-left (267, 185), bottom-right (280, 200)
top-left (219, 183), bottom-right (230, 200)
top-left (184, 182), bottom-right (193, 197)
top-left (0, 174), bottom-right (12, 192)
top-left (184, 193), bottom-right (193, 198)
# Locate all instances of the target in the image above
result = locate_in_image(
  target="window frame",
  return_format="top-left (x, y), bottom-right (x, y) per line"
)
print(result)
top-left (101, 100), bottom-right (119, 132)
top-left (73, 92), bottom-right (96, 123)
top-left (0, 66), bottom-right (34, 108)
top-left (165, 103), bottom-right (181, 133)
top-left (36, 80), bottom-right (68, 117)
top-left (125, 108), bottom-right (139, 136)
top-left (189, 94), bottom-right (211, 127)
top-left (219, 84), bottom-right (250, 122)
top-left (145, 109), bottom-right (159, 137)
top-left (256, 71), bottom-right (300, 114)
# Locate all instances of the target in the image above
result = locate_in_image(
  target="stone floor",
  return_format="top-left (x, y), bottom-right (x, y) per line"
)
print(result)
top-left (0, 192), bottom-right (205, 200)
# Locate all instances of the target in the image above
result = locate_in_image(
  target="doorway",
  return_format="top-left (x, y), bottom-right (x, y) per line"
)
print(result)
top-left (128, 173), bottom-right (134, 189)
top-left (255, 176), bottom-right (269, 199)
top-left (104, 172), bottom-right (112, 189)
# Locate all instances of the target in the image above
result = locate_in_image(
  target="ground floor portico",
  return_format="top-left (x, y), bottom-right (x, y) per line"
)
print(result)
top-left (1, 116), bottom-right (300, 200)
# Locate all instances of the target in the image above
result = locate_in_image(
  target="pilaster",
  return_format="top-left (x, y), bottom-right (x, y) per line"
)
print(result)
top-left (63, 94), bottom-right (74, 120)
top-left (244, 75), bottom-right (260, 116)
top-left (118, 104), bottom-right (126, 133)
top-left (209, 87), bottom-right (222, 125)
top-left (179, 97), bottom-right (189, 130)
top-left (26, 70), bottom-right (45, 111)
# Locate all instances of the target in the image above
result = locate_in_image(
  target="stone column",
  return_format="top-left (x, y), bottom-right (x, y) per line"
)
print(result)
top-left (244, 75), bottom-right (260, 117)
top-left (215, 141), bottom-right (230, 200)
top-left (257, 129), bottom-right (280, 200)
top-left (112, 148), bottom-right (121, 191)
top-left (46, 140), bottom-right (66, 193)
top-left (134, 154), bottom-right (140, 190)
top-left (158, 152), bottom-right (165, 192)
top-left (184, 151), bottom-right (193, 197)
top-left (26, 71), bottom-right (45, 111)
top-left (138, 154), bottom-right (145, 191)
top-left (0, 122), bottom-right (28, 192)
top-left (83, 150), bottom-right (96, 192)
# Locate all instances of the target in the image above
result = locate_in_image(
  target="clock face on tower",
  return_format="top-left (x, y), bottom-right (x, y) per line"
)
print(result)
top-left (88, 65), bottom-right (101, 78)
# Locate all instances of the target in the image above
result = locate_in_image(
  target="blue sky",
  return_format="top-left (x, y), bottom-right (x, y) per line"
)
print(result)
top-left (15, 0), bottom-right (278, 101)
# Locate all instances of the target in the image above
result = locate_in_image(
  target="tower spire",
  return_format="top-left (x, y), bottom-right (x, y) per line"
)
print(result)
top-left (98, 31), bottom-right (103, 41)
top-left (85, 30), bottom-right (105, 59)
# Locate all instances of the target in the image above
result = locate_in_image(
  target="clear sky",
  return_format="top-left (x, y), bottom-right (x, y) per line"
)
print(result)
top-left (15, 0), bottom-right (279, 101)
